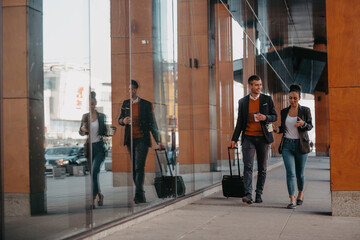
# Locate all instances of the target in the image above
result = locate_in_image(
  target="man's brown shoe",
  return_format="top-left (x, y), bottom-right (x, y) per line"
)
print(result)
top-left (242, 195), bottom-right (253, 204)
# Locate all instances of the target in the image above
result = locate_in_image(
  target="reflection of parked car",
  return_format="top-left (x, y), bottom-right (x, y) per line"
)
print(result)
top-left (45, 146), bottom-right (88, 173)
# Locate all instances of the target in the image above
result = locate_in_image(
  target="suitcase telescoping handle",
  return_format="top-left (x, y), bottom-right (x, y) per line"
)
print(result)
top-left (227, 147), bottom-right (241, 178)
top-left (155, 148), bottom-right (174, 177)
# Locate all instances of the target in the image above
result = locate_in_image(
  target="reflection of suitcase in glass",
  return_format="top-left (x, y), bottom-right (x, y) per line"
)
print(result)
top-left (222, 147), bottom-right (245, 198)
top-left (154, 149), bottom-right (185, 198)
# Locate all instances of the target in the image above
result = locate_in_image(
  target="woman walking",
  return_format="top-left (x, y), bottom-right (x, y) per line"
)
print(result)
top-left (79, 91), bottom-right (114, 208)
top-left (274, 84), bottom-right (313, 209)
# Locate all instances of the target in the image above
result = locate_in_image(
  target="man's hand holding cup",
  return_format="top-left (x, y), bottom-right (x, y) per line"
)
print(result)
top-left (254, 113), bottom-right (266, 122)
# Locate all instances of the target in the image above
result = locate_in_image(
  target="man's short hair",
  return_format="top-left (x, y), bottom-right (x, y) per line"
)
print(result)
top-left (248, 75), bottom-right (261, 85)
top-left (131, 80), bottom-right (139, 89)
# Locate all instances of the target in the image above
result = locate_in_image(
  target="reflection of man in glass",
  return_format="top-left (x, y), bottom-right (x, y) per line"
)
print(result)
top-left (118, 80), bottom-right (162, 204)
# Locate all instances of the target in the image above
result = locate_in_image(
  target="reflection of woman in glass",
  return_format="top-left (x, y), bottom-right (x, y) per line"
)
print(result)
top-left (79, 91), bottom-right (114, 208)
top-left (274, 84), bottom-right (313, 209)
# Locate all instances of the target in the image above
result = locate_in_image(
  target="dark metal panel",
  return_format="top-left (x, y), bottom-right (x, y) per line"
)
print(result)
top-left (228, 0), bottom-right (326, 49)
top-left (261, 46), bottom-right (327, 93)
top-left (234, 46), bottom-right (327, 93)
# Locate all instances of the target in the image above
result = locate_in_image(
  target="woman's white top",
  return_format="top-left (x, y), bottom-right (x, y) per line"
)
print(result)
top-left (284, 115), bottom-right (300, 139)
top-left (90, 119), bottom-right (101, 143)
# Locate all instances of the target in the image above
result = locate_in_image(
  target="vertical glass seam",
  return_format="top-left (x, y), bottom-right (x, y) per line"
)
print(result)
top-left (87, 0), bottom-right (94, 230)
top-left (0, 0), bottom-right (4, 238)
top-left (0, 0), bottom-right (4, 237)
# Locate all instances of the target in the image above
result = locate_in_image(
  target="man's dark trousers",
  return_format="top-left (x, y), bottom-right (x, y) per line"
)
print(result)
top-left (242, 134), bottom-right (269, 196)
top-left (127, 137), bottom-right (148, 198)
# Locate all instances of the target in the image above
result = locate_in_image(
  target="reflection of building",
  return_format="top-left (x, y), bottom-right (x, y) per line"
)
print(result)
top-left (158, 60), bottom-right (178, 147)
top-left (44, 63), bottom-right (111, 146)
top-left (43, 63), bottom-right (90, 146)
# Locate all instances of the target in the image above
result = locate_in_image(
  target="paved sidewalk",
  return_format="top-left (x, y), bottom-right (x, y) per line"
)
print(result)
top-left (103, 157), bottom-right (360, 240)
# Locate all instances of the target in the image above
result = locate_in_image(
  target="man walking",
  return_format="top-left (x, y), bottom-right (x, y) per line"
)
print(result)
top-left (231, 75), bottom-right (277, 204)
top-left (118, 80), bottom-right (163, 204)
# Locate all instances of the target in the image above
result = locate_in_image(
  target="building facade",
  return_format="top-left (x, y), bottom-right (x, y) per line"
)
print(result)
top-left (0, 0), bottom-right (359, 239)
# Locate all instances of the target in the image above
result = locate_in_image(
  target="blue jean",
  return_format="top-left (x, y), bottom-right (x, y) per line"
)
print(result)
top-left (242, 135), bottom-right (270, 196)
top-left (281, 138), bottom-right (308, 196)
top-left (91, 141), bottom-right (105, 198)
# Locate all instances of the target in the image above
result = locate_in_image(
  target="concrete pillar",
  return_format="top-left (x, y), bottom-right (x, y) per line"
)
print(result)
top-left (110, 0), bottom-right (131, 186)
top-left (177, 0), bottom-right (193, 174)
top-left (327, 0), bottom-right (360, 217)
top-left (266, 45), bottom-right (286, 157)
top-left (271, 93), bottom-right (286, 157)
top-left (177, 0), bottom-right (213, 174)
top-left (242, 26), bottom-right (256, 95)
top-left (214, 3), bottom-right (234, 162)
top-left (2, 0), bottom-right (45, 216)
top-left (313, 43), bottom-right (330, 156)
top-left (111, 0), bottom-right (157, 186)
top-left (314, 91), bottom-right (330, 156)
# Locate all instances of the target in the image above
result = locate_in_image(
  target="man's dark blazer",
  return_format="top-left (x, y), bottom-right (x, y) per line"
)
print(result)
top-left (232, 94), bottom-right (277, 144)
top-left (278, 104), bottom-right (313, 154)
top-left (118, 98), bottom-right (160, 147)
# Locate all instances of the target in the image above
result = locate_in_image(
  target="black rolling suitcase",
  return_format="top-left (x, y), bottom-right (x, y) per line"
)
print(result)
top-left (222, 147), bottom-right (245, 198)
top-left (154, 149), bottom-right (185, 198)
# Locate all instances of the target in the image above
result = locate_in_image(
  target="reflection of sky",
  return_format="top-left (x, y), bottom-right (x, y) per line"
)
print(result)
top-left (44, 1), bottom-right (240, 81)
top-left (43, 0), bottom-right (90, 64)
top-left (160, 0), bottom-right (177, 62)
top-left (43, 0), bottom-right (111, 83)
top-left (90, 0), bottom-right (111, 83)
top-left (232, 19), bottom-right (243, 61)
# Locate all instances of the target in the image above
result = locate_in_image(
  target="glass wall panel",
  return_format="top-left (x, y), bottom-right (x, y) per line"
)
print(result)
top-left (177, 0), bottom-right (196, 195)
top-left (204, 1), bottom-right (233, 189)
top-left (245, 0), bottom-right (291, 93)
top-left (43, 0), bottom-right (92, 236)
top-left (89, 0), bottom-right (133, 227)
top-left (124, 0), bottom-right (180, 214)
top-left (4, 0), bottom-right (92, 239)
top-left (152, 0), bottom-right (183, 201)
top-left (213, 0), bottom-right (244, 185)
top-left (226, 0), bottom-right (291, 94)
top-left (218, 0), bottom-right (290, 165)
top-left (190, 0), bottom-right (211, 191)
top-left (0, 0), bottom-right (307, 239)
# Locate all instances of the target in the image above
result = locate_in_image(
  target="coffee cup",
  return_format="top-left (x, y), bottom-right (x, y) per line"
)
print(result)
top-left (266, 123), bottom-right (273, 132)
top-left (254, 112), bottom-right (260, 122)
top-left (108, 127), bottom-right (115, 136)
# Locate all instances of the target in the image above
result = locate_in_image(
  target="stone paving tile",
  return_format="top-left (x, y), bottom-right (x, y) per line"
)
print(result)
top-left (104, 158), bottom-right (360, 240)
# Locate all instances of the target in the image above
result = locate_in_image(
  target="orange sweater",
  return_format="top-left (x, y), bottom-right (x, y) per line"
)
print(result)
top-left (132, 102), bottom-right (143, 139)
top-left (245, 98), bottom-right (263, 136)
